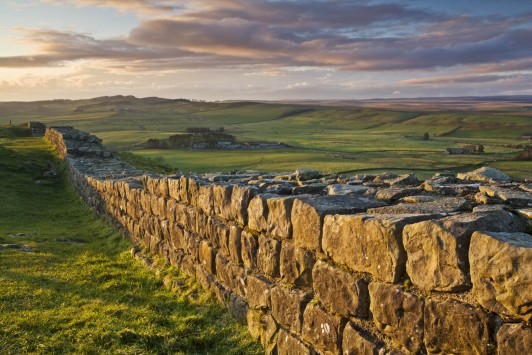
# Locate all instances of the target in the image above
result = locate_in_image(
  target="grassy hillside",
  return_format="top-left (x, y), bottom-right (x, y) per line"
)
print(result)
top-left (0, 134), bottom-right (261, 354)
top-left (1, 96), bottom-right (530, 180)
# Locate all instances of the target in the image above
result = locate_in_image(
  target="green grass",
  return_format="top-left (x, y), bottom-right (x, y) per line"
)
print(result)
top-left (0, 136), bottom-right (262, 354)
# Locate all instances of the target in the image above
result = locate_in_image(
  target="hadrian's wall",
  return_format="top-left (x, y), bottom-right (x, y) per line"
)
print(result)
top-left (45, 126), bottom-right (532, 354)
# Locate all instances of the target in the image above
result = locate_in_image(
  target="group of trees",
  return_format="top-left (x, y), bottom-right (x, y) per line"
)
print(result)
top-left (145, 127), bottom-right (235, 149)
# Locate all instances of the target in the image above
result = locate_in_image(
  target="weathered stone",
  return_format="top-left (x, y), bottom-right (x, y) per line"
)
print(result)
top-left (301, 304), bottom-right (342, 354)
top-left (368, 196), bottom-right (468, 214)
top-left (228, 225), bottom-right (243, 265)
top-left (241, 230), bottom-right (258, 270)
top-left (246, 310), bottom-right (278, 351)
top-left (292, 195), bottom-right (386, 253)
top-left (323, 214), bottom-right (432, 282)
top-left (475, 191), bottom-right (501, 204)
top-left (247, 194), bottom-right (274, 233)
top-left (385, 173), bottom-right (420, 186)
top-left (267, 196), bottom-right (297, 239)
top-left (497, 323), bottom-right (532, 354)
top-left (257, 235), bottom-right (281, 278)
top-left (516, 208), bottom-right (532, 220)
top-left (369, 282), bottom-right (423, 353)
top-left (479, 185), bottom-right (532, 207)
top-left (326, 183), bottom-right (370, 196)
top-left (226, 293), bottom-right (248, 323)
top-left (215, 253), bottom-right (246, 298)
top-left (342, 323), bottom-right (380, 355)
top-left (178, 175), bottom-right (189, 203)
top-left (280, 242), bottom-right (315, 287)
top-left (213, 183), bottom-right (233, 220)
top-left (312, 260), bottom-right (368, 317)
top-left (375, 187), bottom-right (422, 202)
top-left (186, 177), bottom-right (201, 207)
top-left (277, 329), bottom-right (312, 355)
top-left (470, 231), bottom-right (532, 322)
top-left (292, 182), bottom-right (327, 195)
top-left (167, 176), bottom-right (181, 201)
top-left (400, 195), bottom-right (436, 203)
top-left (296, 168), bottom-right (321, 182)
top-left (373, 172), bottom-right (397, 183)
top-left (198, 240), bottom-right (216, 275)
top-left (246, 274), bottom-right (272, 309)
top-left (197, 184), bottom-right (214, 215)
top-left (424, 299), bottom-right (489, 355)
top-left (270, 286), bottom-right (311, 332)
top-left (457, 166), bottom-right (511, 183)
top-left (231, 184), bottom-right (257, 225)
top-left (403, 210), bottom-right (526, 292)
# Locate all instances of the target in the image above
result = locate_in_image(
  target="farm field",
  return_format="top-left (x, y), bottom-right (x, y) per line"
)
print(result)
top-left (1, 95), bottom-right (531, 180)
top-left (0, 133), bottom-right (261, 354)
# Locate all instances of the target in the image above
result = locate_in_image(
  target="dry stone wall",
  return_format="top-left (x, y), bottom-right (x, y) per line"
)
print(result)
top-left (45, 126), bottom-right (532, 354)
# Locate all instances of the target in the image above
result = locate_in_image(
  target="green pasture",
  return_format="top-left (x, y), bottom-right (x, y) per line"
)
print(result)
top-left (0, 135), bottom-right (261, 354)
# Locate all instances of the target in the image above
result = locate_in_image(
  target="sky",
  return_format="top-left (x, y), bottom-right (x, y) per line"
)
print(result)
top-left (0, 0), bottom-right (531, 101)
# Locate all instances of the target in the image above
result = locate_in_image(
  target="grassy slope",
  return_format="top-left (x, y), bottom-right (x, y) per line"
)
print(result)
top-left (0, 135), bottom-right (261, 354)
top-left (1, 97), bottom-right (530, 180)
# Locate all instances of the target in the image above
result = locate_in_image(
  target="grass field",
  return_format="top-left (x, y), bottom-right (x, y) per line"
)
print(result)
top-left (1, 96), bottom-right (530, 180)
top-left (0, 135), bottom-right (261, 354)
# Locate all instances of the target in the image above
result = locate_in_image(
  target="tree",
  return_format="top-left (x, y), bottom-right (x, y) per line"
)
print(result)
top-left (476, 144), bottom-right (485, 154)
top-left (422, 132), bottom-right (430, 140)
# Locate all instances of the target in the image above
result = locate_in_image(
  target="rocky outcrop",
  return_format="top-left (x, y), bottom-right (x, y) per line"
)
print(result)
top-left (44, 125), bottom-right (532, 355)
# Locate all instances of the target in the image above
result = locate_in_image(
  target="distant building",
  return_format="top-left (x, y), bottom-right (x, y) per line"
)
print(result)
top-left (446, 147), bottom-right (474, 155)
top-left (522, 133), bottom-right (532, 142)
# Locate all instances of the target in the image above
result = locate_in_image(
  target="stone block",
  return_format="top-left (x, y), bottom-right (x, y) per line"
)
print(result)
top-left (470, 231), bottom-right (532, 322)
top-left (312, 260), bottom-right (368, 318)
top-left (301, 304), bottom-right (342, 354)
top-left (457, 166), bottom-right (511, 183)
top-left (403, 210), bottom-right (526, 292)
top-left (497, 323), bottom-right (532, 354)
top-left (186, 177), bottom-right (201, 207)
top-left (479, 185), bottom-right (532, 207)
top-left (213, 183), bottom-right (233, 220)
top-left (257, 235), bottom-right (281, 278)
top-left (277, 329), bottom-right (312, 355)
top-left (231, 185), bottom-right (257, 225)
top-left (246, 310), bottom-right (278, 352)
top-left (246, 274), bottom-right (273, 309)
top-left (342, 322), bottom-right (379, 355)
top-left (167, 176), bottom-right (181, 201)
top-left (226, 293), bottom-right (248, 323)
top-left (241, 230), bottom-right (258, 270)
top-left (424, 299), bottom-right (489, 355)
top-left (270, 286), bottom-right (312, 332)
top-left (368, 196), bottom-right (468, 214)
top-left (247, 194), bottom-right (274, 233)
top-left (280, 242), bottom-right (315, 287)
top-left (214, 253), bottom-right (247, 298)
top-left (323, 214), bottom-right (431, 282)
top-left (228, 225), bottom-right (243, 265)
top-left (375, 187), bottom-right (421, 202)
top-left (199, 240), bottom-right (216, 275)
top-left (292, 195), bottom-right (386, 253)
top-left (267, 196), bottom-right (297, 239)
top-left (178, 175), bottom-right (188, 204)
top-left (197, 184), bottom-right (214, 216)
top-left (369, 282), bottom-right (424, 353)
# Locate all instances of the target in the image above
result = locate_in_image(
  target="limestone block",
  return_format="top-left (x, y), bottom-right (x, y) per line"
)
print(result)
top-left (292, 195), bottom-right (386, 253)
top-left (375, 187), bottom-right (421, 202)
top-left (186, 177), bottom-right (201, 207)
top-left (277, 329), bottom-right (313, 355)
top-left (280, 242), bottom-right (315, 287)
top-left (178, 175), bottom-right (189, 204)
top-left (497, 323), bottom-right (532, 354)
top-left (197, 184), bottom-right (214, 216)
top-left (226, 293), bottom-right (248, 323)
top-left (369, 282), bottom-right (424, 353)
top-left (301, 304), bottom-right (342, 354)
top-left (228, 225), bottom-right (243, 265)
top-left (213, 183), bottom-right (233, 220)
top-left (246, 274), bottom-right (273, 309)
top-left (167, 176), bottom-right (181, 201)
top-left (247, 194), bottom-right (274, 233)
top-left (424, 299), bottom-right (489, 355)
top-left (368, 196), bottom-right (468, 214)
top-left (323, 214), bottom-right (431, 282)
top-left (457, 166), bottom-right (511, 183)
top-left (231, 185), bottom-right (257, 225)
top-left (270, 286), bottom-right (312, 332)
top-left (267, 196), bottom-right (297, 239)
top-left (312, 260), bottom-right (368, 318)
top-left (342, 322), bottom-right (379, 355)
top-left (246, 310), bottom-right (278, 352)
top-left (479, 185), bottom-right (532, 207)
top-left (403, 210), bottom-right (526, 292)
top-left (157, 176), bottom-right (169, 197)
top-left (214, 253), bottom-right (246, 298)
top-left (470, 231), bottom-right (532, 322)
top-left (296, 168), bottom-right (321, 182)
top-left (241, 230), bottom-right (258, 270)
top-left (257, 235), bottom-right (281, 278)
top-left (326, 184), bottom-right (369, 196)
top-left (199, 240), bottom-right (216, 275)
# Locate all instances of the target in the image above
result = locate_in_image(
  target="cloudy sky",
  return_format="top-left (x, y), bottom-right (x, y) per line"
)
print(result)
top-left (1, 0), bottom-right (531, 101)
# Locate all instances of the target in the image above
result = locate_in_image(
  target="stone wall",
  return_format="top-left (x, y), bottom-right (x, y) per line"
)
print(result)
top-left (45, 126), bottom-right (532, 354)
